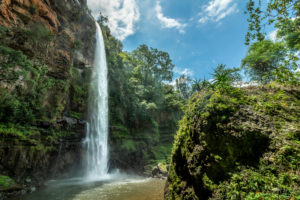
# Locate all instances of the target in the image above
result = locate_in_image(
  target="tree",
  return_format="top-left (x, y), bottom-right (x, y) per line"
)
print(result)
top-left (211, 64), bottom-right (241, 91)
top-left (244, 1), bottom-right (299, 84)
top-left (131, 45), bottom-right (174, 83)
top-left (98, 12), bottom-right (108, 23)
top-left (175, 75), bottom-right (192, 99)
top-left (191, 78), bottom-right (211, 93)
top-left (242, 40), bottom-right (287, 82)
top-left (276, 17), bottom-right (300, 51)
top-left (245, 0), bottom-right (299, 45)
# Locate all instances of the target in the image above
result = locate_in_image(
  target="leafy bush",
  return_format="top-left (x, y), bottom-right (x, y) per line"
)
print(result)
top-left (0, 45), bottom-right (59, 124)
top-left (211, 64), bottom-right (241, 93)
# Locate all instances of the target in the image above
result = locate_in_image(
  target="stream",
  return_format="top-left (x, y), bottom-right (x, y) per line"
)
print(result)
top-left (12, 175), bottom-right (165, 200)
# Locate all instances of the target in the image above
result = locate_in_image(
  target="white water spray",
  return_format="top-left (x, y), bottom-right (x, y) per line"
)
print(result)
top-left (84, 22), bottom-right (109, 179)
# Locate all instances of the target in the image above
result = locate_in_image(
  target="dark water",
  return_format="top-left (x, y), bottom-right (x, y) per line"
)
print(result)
top-left (12, 175), bottom-right (165, 200)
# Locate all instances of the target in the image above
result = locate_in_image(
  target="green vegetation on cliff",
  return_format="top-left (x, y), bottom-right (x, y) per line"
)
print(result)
top-left (166, 80), bottom-right (299, 199)
top-left (0, 1), bottom-right (96, 191)
top-left (100, 23), bottom-right (186, 169)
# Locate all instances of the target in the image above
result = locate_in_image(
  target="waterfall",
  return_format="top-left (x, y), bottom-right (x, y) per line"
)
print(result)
top-left (84, 21), bottom-right (109, 179)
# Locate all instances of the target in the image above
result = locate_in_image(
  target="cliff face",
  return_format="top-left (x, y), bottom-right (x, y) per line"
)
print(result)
top-left (0, 0), bottom-right (94, 79)
top-left (165, 84), bottom-right (300, 200)
top-left (0, 0), bottom-right (96, 197)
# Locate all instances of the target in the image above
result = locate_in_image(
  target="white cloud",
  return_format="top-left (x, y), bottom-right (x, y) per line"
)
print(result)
top-left (155, 1), bottom-right (187, 33)
top-left (174, 67), bottom-right (194, 76)
top-left (267, 29), bottom-right (278, 42)
top-left (268, 29), bottom-right (278, 41)
top-left (198, 0), bottom-right (238, 24)
top-left (87, 0), bottom-right (140, 40)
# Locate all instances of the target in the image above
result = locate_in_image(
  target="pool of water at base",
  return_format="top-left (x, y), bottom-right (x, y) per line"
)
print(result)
top-left (11, 175), bottom-right (166, 200)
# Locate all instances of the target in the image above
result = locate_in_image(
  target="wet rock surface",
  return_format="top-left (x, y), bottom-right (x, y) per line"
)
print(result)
top-left (143, 164), bottom-right (168, 179)
top-left (0, 118), bottom-right (86, 199)
top-left (151, 164), bottom-right (168, 179)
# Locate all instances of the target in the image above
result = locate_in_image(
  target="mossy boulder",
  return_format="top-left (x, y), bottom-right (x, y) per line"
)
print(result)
top-left (165, 84), bottom-right (300, 200)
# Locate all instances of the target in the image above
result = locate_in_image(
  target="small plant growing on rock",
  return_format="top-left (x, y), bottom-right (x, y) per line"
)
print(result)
top-left (211, 64), bottom-right (241, 93)
top-left (74, 39), bottom-right (83, 49)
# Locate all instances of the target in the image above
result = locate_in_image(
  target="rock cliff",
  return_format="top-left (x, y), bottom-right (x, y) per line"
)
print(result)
top-left (0, 0), bottom-right (96, 198)
top-left (165, 84), bottom-right (300, 199)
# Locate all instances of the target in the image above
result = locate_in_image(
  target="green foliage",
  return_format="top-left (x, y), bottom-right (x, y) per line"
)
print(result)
top-left (167, 83), bottom-right (300, 200)
top-left (10, 22), bottom-right (53, 54)
top-left (73, 39), bottom-right (83, 49)
top-left (150, 144), bottom-right (172, 164)
top-left (121, 139), bottom-right (137, 152)
top-left (242, 40), bottom-right (287, 82)
top-left (214, 168), bottom-right (300, 200)
top-left (245, 0), bottom-right (299, 45)
top-left (273, 66), bottom-right (300, 85)
top-left (244, 1), bottom-right (299, 85)
top-left (74, 10), bottom-right (83, 22)
top-left (0, 175), bottom-right (15, 188)
top-left (0, 45), bottom-right (33, 82)
top-left (69, 111), bottom-right (83, 120)
top-left (277, 17), bottom-right (300, 51)
top-left (0, 124), bottom-right (40, 141)
top-left (0, 25), bottom-right (8, 40)
top-left (0, 45), bottom-right (66, 124)
top-left (211, 64), bottom-right (241, 92)
top-left (68, 66), bottom-right (90, 118)
top-left (191, 78), bottom-right (211, 94)
top-left (99, 21), bottom-right (184, 167)
top-left (132, 44), bottom-right (174, 82)
top-left (28, 23), bottom-right (53, 43)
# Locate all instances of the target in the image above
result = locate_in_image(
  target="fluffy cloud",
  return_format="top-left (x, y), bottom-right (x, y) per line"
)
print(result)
top-left (268, 29), bottom-right (278, 41)
top-left (174, 67), bottom-right (194, 76)
top-left (87, 0), bottom-right (140, 40)
top-left (198, 0), bottom-right (238, 24)
top-left (155, 1), bottom-right (186, 33)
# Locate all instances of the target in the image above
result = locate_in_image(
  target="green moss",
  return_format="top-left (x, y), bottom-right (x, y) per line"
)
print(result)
top-left (69, 111), bottom-right (83, 120)
top-left (166, 84), bottom-right (300, 200)
top-left (0, 124), bottom-right (40, 140)
top-left (0, 175), bottom-right (15, 188)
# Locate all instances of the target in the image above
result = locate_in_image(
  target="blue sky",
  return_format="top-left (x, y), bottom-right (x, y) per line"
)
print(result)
top-left (87, 0), bottom-right (261, 80)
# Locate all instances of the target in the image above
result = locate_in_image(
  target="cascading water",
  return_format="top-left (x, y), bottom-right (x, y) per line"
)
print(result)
top-left (84, 21), bottom-right (109, 179)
